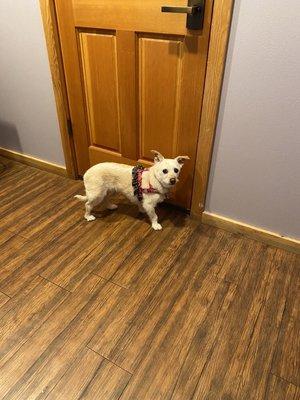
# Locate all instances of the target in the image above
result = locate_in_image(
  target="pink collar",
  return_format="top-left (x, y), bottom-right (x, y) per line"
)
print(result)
top-left (138, 168), bottom-right (160, 195)
top-left (132, 165), bottom-right (160, 201)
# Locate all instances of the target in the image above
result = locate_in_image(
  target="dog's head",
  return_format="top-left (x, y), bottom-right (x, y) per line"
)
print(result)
top-left (151, 150), bottom-right (190, 189)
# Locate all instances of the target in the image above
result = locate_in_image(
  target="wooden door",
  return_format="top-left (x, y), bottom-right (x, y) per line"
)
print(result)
top-left (55, 0), bottom-right (213, 208)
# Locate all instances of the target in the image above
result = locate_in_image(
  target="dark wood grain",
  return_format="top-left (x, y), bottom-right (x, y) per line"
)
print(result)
top-left (265, 374), bottom-right (300, 400)
top-left (0, 292), bottom-right (9, 309)
top-left (0, 229), bottom-right (27, 251)
top-left (0, 273), bottom-right (104, 398)
top-left (0, 158), bottom-right (298, 400)
top-left (190, 244), bottom-right (284, 400)
top-left (228, 248), bottom-right (294, 400)
top-left (0, 179), bottom-right (82, 235)
top-left (0, 276), bottom-right (68, 367)
top-left (89, 230), bottom-right (231, 378)
top-left (45, 347), bottom-right (131, 400)
top-left (272, 253), bottom-right (300, 386)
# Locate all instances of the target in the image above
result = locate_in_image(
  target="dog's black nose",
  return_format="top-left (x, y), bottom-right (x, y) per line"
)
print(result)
top-left (170, 178), bottom-right (176, 185)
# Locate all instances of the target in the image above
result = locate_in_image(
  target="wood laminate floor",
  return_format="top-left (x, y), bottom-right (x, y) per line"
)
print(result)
top-left (0, 156), bottom-right (299, 400)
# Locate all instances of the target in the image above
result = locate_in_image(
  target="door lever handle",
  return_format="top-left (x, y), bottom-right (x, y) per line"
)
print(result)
top-left (161, 5), bottom-right (201, 15)
top-left (161, 0), bottom-right (205, 30)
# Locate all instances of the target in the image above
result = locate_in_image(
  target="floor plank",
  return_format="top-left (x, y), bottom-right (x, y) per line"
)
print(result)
top-left (0, 274), bottom-right (105, 399)
top-left (271, 253), bottom-right (299, 386)
top-left (169, 282), bottom-right (237, 400)
top-left (0, 212), bottom-right (134, 296)
top-left (228, 249), bottom-right (294, 400)
top-left (0, 292), bottom-right (9, 309)
top-left (1, 280), bottom-right (122, 399)
top-left (191, 244), bottom-right (279, 400)
top-left (46, 347), bottom-right (131, 400)
top-left (0, 179), bottom-right (82, 236)
top-left (84, 208), bottom-right (188, 285)
top-left (0, 275), bottom-right (68, 367)
top-left (0, 158), bottom-right (39, 189)
top-left (0, 171), bottom-right (63, 219)
top-left (265, 374), bottom-right (300, 400)
top-left (0, 230), bottom-right (32, 283)
top-left (79, 357), bottom-right (131, 400)
top-left (0, 229), bottom-right (27, 250)
top-left (214, 234), bottom-right (260, 283)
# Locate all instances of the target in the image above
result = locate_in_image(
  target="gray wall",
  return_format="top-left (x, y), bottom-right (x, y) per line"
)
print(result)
top-left (0, 0), bottom-right (65, 166)
top-left (206, 0), bottom-right (300, 240)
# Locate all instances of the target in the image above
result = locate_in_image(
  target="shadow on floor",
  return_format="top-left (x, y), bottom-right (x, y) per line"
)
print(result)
top-left (91, 198), bottom-right (189, 228)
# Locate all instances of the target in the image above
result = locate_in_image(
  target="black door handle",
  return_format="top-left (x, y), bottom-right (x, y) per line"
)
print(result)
top-left (161, 5), bottom-right (201, 15)
top-left (161, 0), bottom-right (205, 30)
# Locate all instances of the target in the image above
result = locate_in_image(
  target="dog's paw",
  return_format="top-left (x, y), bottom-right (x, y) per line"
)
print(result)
top-left (106, 204), bottom-right (118, 210)
top-left (85, 215), bottom-right (96, 221)
top-left (152, 222), bottom-right (162, 231)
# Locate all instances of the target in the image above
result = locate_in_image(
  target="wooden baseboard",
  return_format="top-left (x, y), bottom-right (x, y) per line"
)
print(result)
top-left (0, 147), bottom-right (67, 177)
top-left (202, 211), bottom-right (300, 254)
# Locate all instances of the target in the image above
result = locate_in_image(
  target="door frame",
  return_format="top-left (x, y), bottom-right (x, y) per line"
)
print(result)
top-left (40, 0), bottom-right (234, 217)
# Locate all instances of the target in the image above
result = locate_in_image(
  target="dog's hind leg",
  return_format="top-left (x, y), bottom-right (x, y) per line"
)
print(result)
top-left (104, 196), bottom-right (118, 211)
top-left (75, 194), bottom-right (98, 220)
top-left (84, 192), bottom-right (106, 221)
top-left (104, 192), bottom-right (118, 211)
top-left (84, 200), bottom-right (96, 221)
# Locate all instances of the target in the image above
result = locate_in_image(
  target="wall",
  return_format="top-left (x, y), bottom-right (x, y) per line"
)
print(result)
top-left (0, 0), bottom-right (65, 166)
top-left (206, 0), bottom-right (300, 240)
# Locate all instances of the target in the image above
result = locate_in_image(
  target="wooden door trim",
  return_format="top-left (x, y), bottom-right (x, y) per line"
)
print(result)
top-left (39, 0), bottom-right (77, 178)
top-left (40, 0), bottom-right (234, 209)
top-left (191, 0), bottom-right (234, 216)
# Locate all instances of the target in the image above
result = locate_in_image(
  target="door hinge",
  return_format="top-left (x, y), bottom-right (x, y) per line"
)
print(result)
top-left (67, 118), bottom-right (73, 136)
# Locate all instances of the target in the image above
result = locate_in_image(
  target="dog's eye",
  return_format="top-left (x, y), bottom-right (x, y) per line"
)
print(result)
top-left (174, 168), bottom-right (179, 173)
top-left (162, 169), bottom-right (168, 174)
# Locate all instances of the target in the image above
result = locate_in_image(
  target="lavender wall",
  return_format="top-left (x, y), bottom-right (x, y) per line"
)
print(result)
top-left (0, 0), bottom-right (65, 165)
top-left (206, 0), bottom-right (300, 239)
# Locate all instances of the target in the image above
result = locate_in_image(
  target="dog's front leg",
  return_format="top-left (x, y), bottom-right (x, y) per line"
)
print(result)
top-left (138, 204), bottom-right (146, 214)
top-left (143, 201), bottom-right (162, 230)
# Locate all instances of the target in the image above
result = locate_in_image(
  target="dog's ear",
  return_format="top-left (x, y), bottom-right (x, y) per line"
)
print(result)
top-left (176, 155), bottom-right (190, 165)
top-left (151, 150), bottom-right (164, 163)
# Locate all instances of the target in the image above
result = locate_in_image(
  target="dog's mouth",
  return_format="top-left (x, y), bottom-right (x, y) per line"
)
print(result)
top-left (163, 179), bottom-right (178, 188)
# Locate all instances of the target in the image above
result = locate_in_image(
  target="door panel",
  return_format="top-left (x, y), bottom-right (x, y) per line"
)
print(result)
top-left (79, 32), bottom-right (120, 152)
top-left (139, 36), bottom-right (183, 160)
top-left (73, 0), bottom-right (188, 35)
top-left (55, 0), bottom-right (213, 208)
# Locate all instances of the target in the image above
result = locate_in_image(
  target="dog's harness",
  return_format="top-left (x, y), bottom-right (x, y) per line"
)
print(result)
top-left (132, 165), bottom-right (160, 201)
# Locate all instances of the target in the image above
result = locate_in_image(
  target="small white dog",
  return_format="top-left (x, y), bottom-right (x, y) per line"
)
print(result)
top-left (75, 150), bottom-right (189, 230)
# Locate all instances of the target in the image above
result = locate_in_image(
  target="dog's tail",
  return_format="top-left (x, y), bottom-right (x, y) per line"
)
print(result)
top-left (74, 194), bottom-right (87, 202)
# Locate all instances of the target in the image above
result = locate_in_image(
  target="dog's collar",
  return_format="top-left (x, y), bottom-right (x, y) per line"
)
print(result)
top-left (132, 165), bottom-right (161, 201)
